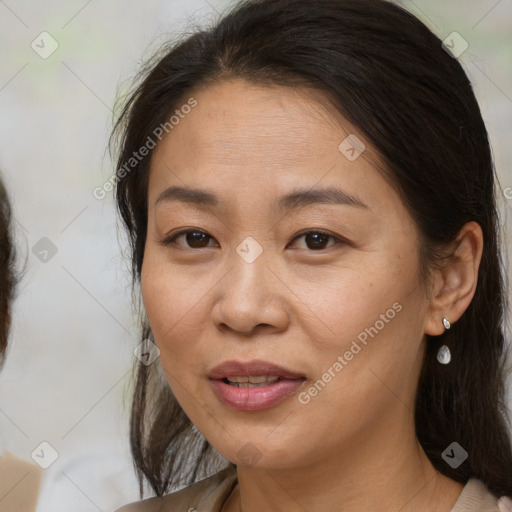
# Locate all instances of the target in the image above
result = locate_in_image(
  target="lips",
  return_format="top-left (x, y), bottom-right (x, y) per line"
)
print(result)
top-left (208, 360), bottom-right (306, 380)
top-left (208, 360), bottom-right (306, 411)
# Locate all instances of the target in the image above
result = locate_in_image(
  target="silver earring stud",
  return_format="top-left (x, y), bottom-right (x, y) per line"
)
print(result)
top-left (437, 344), bottom-right (451, 364)
top-left (442, 317), bottom-right (451, 330)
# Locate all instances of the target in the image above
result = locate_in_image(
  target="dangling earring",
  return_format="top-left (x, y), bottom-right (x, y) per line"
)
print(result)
top-left (437, 317), bottom-right (451, 364)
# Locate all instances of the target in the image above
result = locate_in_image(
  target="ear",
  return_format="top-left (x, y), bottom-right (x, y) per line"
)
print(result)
top-left (424, 221), bottom-right (483, 336)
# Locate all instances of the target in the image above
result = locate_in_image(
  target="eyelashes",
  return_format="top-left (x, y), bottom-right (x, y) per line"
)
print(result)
top-left (161, 229), bottom-right (214, 249)
top-left (159, 228), bottom-right (346, 252)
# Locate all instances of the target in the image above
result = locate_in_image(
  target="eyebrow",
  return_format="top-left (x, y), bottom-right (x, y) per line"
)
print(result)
top-left (155, 185), bottom-right (369, 212)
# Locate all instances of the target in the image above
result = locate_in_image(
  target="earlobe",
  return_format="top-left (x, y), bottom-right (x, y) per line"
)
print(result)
top-left (424, 221), bottom-right (483, 336)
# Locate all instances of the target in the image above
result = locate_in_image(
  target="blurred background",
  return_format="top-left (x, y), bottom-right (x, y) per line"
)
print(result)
top-left (0, 0), bottom-right (510, 510)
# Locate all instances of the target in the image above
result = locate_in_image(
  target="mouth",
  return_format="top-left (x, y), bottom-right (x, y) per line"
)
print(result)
top-left (208, 360), bottom-right (306, 411)
top-left (222, 375), bottom-right (283, 387)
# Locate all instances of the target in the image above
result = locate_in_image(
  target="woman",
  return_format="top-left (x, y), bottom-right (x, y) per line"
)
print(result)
top-left (112, 0), bottom-right (512, 510)
top-left (0, 177), bottom-right (15, 373)
top-left (0, 177), bottom-right (43, 511)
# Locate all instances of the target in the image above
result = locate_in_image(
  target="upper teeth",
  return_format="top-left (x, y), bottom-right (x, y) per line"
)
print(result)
top-left (227, 375), bottom-right (280, 384)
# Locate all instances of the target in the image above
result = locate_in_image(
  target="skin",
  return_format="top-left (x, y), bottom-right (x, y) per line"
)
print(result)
top-left (141, 79), bottom-right (483, 512)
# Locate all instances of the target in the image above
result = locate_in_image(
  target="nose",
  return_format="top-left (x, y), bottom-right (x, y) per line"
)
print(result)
top-left (211, 247), bottom-right (290, 336)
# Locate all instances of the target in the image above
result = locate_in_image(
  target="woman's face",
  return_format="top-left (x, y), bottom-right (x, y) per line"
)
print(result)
top-left (141, 79), bottom-right (432, 469)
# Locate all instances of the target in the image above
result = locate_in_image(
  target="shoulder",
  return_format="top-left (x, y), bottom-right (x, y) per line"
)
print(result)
top-left (451, 478), bottom-right (512, 512)
top-left (115, 464), bottom-right (238, 512)
top-left (0, 452), bottom-right (43, 511)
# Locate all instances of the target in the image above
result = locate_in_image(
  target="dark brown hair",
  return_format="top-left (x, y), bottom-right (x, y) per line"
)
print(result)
top-left (111, 0), bottom-right (512, 498)
top-left (0, 176), bottom-right (16, 367)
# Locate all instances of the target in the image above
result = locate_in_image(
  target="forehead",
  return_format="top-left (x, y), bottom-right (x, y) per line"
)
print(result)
top-left (147, 78), bottom-right (393, 214)
top-left (151, 78), bottom-right (352, 168)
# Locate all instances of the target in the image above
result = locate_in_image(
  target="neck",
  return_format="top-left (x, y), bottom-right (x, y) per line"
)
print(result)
top-left (223, 408), bottom-right (464, 512)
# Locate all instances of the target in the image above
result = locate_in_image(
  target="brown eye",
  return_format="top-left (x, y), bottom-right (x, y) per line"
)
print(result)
top-left (289, 231), bottom-right (341, 251)
top-left (161, 229), bottom-right (217, 249)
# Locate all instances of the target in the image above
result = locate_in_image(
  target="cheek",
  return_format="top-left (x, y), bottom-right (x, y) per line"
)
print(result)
top-left (298, 252), bottom-right (418, 351)
top-left (141, 257), bottom-right (170, 336)
top-left (140, 255), bottom-right (209, 408)
top-left (140, 251), bottom-right (213, 360)
top-left (295, 249), bottom-right (426, 400)
top-left (140, 251), bottom-right (185, 359)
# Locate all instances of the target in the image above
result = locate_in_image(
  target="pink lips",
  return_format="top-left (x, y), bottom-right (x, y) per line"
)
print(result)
top-left (208, 360), bottom-right (306, 411)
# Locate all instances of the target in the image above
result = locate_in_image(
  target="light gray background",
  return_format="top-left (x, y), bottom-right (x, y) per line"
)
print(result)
top-left (0, 1), bottom-right (510, 511)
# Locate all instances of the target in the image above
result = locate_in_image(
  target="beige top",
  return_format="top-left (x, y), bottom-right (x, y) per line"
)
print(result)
top-left (0, 452), bottom-right (43, 512)
top-left (116, 464), bottom-right (512, 512)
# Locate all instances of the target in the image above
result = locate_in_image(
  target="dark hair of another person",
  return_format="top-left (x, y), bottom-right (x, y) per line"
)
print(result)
top-left (110, 0), bottom-right (512, 499)
top-left (0, 177), bottom-right (16, 367)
